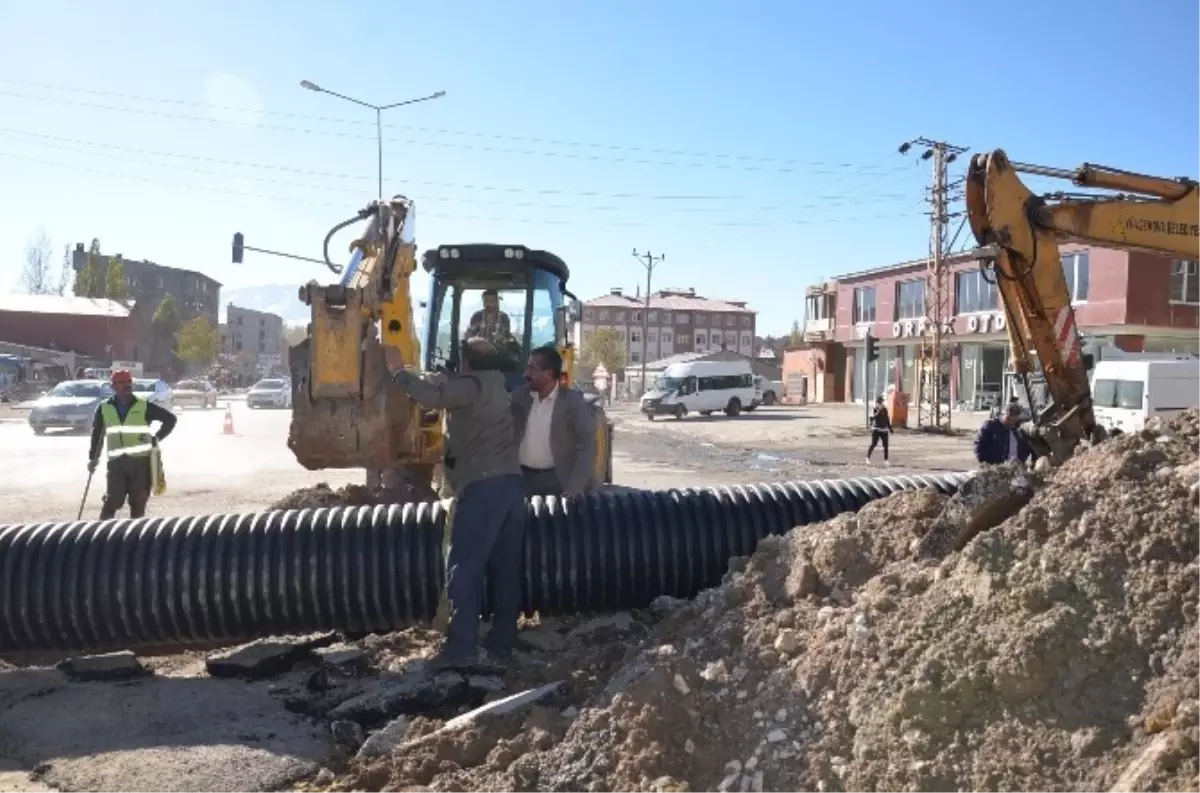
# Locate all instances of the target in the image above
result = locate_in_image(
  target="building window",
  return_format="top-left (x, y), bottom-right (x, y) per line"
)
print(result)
top-left (695, 333), bottom-right (706, 347)
top-left (895, 279), bottom-right (926, 320)
top-left (662, 311), bottom-right (672, 323)
top-left (1170, 260), bottom-right (1199, 304)
top-left (615, 311), bottom-right (626, 323)
top-left (852, 287), bottom-right (877, 324)
top-left (631, 351), bottom-right (641, 363)
top-left (1061, 252), bottom-right (1090, 303)
top-left (647, 311), bottom-right (657, 323)
top-left (583, 308), bottom-right (594, 321)
top-left (662, 332), bottom-right (672, 344)
top-left (648, 332), bottom-right (657, 343)
top-left (674, 313), bottom-right (687, 325)
top-left (725, 316), bottom-right (736, 327)
top-left (630, 330), bottom-right (641, 343)
top-left (632, 311), bottom-right (641, 323)
top-left (598, 310), bottom-right (610, 321)
top-left (740, 315), bottom-right (751, 328)
top-left (954, 270), bottom-right (998, 314)
top-left (741, 333), bottom-right (752, 347)
top-left (695, 314), bottom-right (708, 326)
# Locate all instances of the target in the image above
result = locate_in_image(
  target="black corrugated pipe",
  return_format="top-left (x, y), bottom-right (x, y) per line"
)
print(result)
top-left (0, 473), bottom-right (971, 653)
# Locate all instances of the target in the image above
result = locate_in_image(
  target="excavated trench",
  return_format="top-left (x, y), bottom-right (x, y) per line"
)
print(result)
top-left (0, 473), bottom-right (971, 653)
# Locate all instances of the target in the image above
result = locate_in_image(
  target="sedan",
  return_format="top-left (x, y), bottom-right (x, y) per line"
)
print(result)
top-left (247, 378), bottom-right (292, 409)
top-left (28, 380), bottom-right (114, 435)
top-left (133, 378), bottom-right (174, 411)
top-left (173, 379), bottom-right (219, 409)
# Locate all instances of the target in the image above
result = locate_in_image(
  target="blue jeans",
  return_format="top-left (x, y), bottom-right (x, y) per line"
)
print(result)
top-left (444, 473), bottom-right (527, 658)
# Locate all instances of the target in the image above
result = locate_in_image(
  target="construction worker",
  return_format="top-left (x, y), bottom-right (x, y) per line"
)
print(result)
top-left (383, 337), bottom-right (525, 671)
top-left (88, 369), bottom-right (177, 520)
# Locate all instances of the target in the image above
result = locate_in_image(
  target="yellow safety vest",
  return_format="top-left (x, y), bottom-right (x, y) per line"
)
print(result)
top-left (100, 399), bottom-right (154, 459)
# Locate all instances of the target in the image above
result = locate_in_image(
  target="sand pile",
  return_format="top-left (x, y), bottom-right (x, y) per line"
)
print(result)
top-left (333, 410), bottom-right (1200, 792)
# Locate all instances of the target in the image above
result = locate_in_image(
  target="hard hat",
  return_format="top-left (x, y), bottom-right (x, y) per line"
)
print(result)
top-left (111, 369), bottom-right (133, 383)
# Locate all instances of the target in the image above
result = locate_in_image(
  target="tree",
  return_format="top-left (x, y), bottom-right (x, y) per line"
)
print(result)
top-left (74, 239), bottom-right (105, 298)
top-left (18, 228), bottom-right (54, 295)
top-left (581, 327), bottom-right (626, 372)
top-left (105, 258), bottom-right (129, 301)
top-left (149, 295), bottom-right (182, 375)
top-left (175, 316), bottom-right (220, 367)
top-left (790, 320), bottom-right (802, 346)
top-left (57, 244), bottom-right (73, 296)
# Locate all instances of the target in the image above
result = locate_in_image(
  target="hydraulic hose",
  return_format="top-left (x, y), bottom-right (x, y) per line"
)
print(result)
top-left (0, 473), bottom-right (971, 653)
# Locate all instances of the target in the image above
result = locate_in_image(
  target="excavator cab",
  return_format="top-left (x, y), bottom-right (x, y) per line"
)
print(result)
top-left (421, 244), bottom-right (576, 388)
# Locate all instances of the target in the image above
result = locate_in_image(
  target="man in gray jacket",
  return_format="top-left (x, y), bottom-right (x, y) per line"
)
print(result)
top-left (511, 345), bottom-right (597, 498)
top-left (385, 338), bottom-right (525, 669)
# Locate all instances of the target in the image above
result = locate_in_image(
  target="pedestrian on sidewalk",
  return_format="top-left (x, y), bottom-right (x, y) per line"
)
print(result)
top-left (89, 369), bottom-right (177, 519)
top-left (866, 395), bottom-right (892, 464)
top-left (384, 337), bottom-right (525, 672)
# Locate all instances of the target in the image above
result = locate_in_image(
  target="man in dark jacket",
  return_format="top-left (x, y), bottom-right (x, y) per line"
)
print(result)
top-left (866, 395), bottom-right (892, 463)
top-left (88, 369), bottom-right (178, 519)
top-left (974, 402), bottom-right (1033, 465)
top-left (384, 337), bottom-right (525, 670)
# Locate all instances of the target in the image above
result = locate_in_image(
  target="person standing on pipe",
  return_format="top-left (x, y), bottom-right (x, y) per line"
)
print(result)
top-left (383, 337), bottom-right (526, 671)
top-left (88, 369), bottom-right (177, 519)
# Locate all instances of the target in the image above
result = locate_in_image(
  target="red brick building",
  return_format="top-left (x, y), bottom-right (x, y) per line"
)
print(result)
top-left (0, 295), bottom-right (139, 361)
top-left (789, 245), bottom-right (1198, 407)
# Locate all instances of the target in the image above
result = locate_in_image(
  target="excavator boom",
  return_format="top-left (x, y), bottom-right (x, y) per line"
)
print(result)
top-left (966, 149), bottom-right (1198, 462)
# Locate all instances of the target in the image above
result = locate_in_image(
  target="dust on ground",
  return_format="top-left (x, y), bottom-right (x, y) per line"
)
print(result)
top-left (329, 409), bottom-right (1200, 792)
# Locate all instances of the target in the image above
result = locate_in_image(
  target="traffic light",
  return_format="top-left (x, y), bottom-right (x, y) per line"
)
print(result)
top-left (865, 333), bottom-right (879, 363)
top-left (232, 232), bottom-right (244, 264)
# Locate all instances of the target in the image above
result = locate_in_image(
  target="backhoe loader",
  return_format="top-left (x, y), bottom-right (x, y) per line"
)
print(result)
top-left (232, 197), bottom-right (613, 493)
top-left (965, 149), bottom-right (1198, 463)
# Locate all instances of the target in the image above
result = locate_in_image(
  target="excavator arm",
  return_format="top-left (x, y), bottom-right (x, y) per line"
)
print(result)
top-left (966, 149), bottom-right (1198, 462)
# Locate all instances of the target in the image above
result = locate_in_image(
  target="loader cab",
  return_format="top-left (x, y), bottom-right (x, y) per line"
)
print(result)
top-left (421, 244), bottom-right (577, 390)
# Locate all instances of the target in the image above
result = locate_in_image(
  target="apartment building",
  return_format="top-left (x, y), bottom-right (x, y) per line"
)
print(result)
top-left (222, 304), bottom-right (285, 375)
top-left (580, 287), bottom-right (757, 366)
top-left (71, 244), bottom-right (220, 326)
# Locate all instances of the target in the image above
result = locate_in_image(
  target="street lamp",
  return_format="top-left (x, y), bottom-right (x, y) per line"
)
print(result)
top-left (300, 80), bottom-right (446, 200)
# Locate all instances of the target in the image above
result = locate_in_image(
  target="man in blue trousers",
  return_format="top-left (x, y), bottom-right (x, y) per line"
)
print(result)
top-left (385, 337), bottom-right (526, 670)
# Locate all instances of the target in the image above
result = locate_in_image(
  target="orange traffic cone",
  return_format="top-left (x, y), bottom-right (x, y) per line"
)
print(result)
top-left (222, 405), bottom-right (235, 436)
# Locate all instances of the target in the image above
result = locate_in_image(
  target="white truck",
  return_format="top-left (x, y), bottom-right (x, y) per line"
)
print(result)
top-left (640, 359), bottom-right (756, 420)
top-left (1090, 357), bottom-right (1199, 435)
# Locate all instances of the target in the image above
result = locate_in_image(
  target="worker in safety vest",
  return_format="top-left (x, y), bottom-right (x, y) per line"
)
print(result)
top-left (87, 369), bottom-right (178, 519)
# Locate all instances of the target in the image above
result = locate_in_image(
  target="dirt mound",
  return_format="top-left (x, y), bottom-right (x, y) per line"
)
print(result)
top-left (330, 409), bottom-right (1200, 792)
top-left (271, 482), bottom-right (432, 511)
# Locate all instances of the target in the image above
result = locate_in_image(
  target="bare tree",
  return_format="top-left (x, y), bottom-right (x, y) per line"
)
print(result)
top-left (57, 244), bottom-right (74, 296)
top-left (18, 228), bottom-right (55, 295)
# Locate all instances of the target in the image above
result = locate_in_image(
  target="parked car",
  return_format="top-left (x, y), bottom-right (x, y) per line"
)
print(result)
top-left (27, 379), bottom-right (114, 435)
top-left (132, 378), bottom-right (174, 411)
top-left (247, 378), bottom-right (292, 409)
top-left (173, 379), bottom-right (219, 409)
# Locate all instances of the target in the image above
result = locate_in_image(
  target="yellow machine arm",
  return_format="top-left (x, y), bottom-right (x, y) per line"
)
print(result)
top-left (966, 149), bottom-right (1198, 461)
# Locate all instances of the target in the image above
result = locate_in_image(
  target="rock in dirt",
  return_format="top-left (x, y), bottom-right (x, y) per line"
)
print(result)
top-left (355, 716), bottom-right (411, 761)
top-left (330, 719), bottom-right (365, 750)
top-left (329, 666), bottom-right (472, 727)
top-left (315, 645), bottom-right (369, 674)
top-left (56, 651), bottom-right (149, 682)
top-left (206, 631), bottom-right (338, 680)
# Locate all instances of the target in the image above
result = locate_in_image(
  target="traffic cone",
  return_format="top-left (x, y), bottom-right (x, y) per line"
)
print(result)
top-left (222, 405), bottom-right (235, 436)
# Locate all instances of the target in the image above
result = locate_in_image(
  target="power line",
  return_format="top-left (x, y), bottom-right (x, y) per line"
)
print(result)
top-left (0, 88), bottom-right (914, 177)
top-left (0, 78), bottom-right (916, 172)
top-left (0, 151), bottom-right (925, 230)
top-left (0, 128), bottom-right (920, 213)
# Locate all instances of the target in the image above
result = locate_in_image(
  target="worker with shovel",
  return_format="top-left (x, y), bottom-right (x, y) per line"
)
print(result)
top-left (86, 369), bottom-right (177, 520)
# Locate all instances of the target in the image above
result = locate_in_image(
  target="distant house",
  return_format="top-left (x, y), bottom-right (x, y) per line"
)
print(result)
top-left (0, 294), bottom-right (138, 360)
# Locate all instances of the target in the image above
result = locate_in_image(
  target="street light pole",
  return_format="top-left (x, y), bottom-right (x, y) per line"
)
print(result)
top-left (300, 80), bottom-right (446, 201)
top-left (631, 249), bottom-right (665, 398)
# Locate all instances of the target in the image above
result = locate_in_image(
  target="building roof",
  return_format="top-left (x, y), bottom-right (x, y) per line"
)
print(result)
top-left (585, 289), bottom-right (755, 314)
top-left (828, 250), bottom-right (984, 284)
top-left (0, 293), bottom-right (133, 318)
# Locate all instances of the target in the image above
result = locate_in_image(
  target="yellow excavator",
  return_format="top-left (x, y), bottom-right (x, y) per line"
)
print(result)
top-left (232, 196), bottom-right (613, 494)
top-left (965, 149), bottom-right (1198, 463)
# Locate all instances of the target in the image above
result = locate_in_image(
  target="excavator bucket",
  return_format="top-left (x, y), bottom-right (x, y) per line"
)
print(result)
top-left (286, 284), bottom-right (419, 471)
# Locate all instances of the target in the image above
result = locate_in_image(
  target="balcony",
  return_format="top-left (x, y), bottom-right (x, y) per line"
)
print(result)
top-left (803, 317), bottom-right (833, 341)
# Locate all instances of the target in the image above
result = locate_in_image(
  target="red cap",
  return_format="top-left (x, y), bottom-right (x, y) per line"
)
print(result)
top-left (111, 369), bottom-right (133, 383)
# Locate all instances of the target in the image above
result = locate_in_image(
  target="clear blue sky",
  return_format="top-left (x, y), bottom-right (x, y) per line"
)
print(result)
top-left (0, 0), bottom-right (1196, 334)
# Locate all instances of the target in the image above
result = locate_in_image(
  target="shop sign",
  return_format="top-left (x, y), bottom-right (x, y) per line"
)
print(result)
top-left (962, 313), bottom-right (1006, 334)
top-left (891, 319), bottom-right (953, 338)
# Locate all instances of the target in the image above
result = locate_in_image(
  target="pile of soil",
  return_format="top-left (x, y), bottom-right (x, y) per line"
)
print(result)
top-left (271, 481), bottom-right (433, 511)
top-left (330, 410), bottom-right (1200, 792)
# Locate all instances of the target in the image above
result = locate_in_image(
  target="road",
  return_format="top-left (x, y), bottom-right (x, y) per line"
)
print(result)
top-left (0, 398), bottom-right (978, 525)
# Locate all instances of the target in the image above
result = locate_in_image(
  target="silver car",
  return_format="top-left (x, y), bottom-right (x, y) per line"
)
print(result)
top-left (133, 379), bottom-right (174, 411)
top-left (247, 378), bottom-right (292, 409)
top-left (28, 380), bottom-right (114, 435)
top-left (173, 379), bottom-right (218, 409)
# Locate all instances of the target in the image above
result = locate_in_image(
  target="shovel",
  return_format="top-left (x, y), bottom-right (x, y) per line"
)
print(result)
top-left (77, 467), bottom-right (95, 521)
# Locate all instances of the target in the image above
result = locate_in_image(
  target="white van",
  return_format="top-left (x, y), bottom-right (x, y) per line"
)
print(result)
top-left (640, 359), bottom-right (756, 420)
top-left (1091, 358), bottom-right (1199, 435)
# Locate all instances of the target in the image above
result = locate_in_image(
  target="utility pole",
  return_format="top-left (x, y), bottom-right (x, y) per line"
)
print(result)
top-left (899, 137), bottom-right (968, 432)
top-left (631, 249), bottom-right (666, 398)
